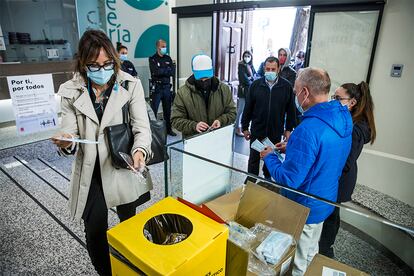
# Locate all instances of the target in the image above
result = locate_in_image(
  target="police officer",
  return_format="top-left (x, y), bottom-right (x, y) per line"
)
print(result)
top-left (149, 39), bottom-right (176, 136)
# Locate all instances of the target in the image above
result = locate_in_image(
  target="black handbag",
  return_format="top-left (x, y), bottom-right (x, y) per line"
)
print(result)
top-left (104, 103), bottom-right (133, 169)
top-left (146, 103), bottom-right (168, 165)
top-left (104, 83), bottom-right (168, 168)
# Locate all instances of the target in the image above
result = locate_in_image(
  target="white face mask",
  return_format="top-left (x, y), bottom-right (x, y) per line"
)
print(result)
top-left (244, 56), bottom-right (251, 63)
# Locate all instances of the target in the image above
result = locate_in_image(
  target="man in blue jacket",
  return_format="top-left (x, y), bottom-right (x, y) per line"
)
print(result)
top-left (260, 67), bottom-right (352, 275)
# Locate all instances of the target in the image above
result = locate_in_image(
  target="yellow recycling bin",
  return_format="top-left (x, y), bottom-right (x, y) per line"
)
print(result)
top-left (107, 197), bottom-right (228, 276)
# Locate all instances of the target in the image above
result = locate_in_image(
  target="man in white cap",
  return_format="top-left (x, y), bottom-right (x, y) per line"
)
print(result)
top-left (171, 54), bottom-right (236, 138)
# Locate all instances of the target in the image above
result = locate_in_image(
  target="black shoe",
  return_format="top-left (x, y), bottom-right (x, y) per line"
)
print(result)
top-left (167, 130), bottom-right (177, 136)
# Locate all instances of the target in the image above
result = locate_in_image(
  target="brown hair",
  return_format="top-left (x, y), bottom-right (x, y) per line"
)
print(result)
top-left (75, 30), bottom-right (120, 83)
top-left (341, 81), bottom-right (376, 144)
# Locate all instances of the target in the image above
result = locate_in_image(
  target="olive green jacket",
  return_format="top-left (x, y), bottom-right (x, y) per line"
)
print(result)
top-left (171, 76), bottom-right (236, 138)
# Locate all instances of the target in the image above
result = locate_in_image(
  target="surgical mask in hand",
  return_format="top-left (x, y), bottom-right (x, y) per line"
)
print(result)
top-left (264, 71), bottom-right (277, 82)
top-left (119, 54), bottom-right (128, 61)
top-left (244, 56), bottom-right (251, 63)
top-left (160, 47), bottom-right (167, 55)
top-left (87, 68), bottom-right (114, 86)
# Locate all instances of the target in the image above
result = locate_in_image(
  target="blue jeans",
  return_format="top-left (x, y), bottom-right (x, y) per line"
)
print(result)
top-left (235, 97), bottom-right (245, 129)
top-left (151, 83), bottom-right (173, 132)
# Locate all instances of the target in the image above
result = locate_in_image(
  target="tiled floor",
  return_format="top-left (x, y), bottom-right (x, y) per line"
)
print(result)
top-left (0, 134), bottom-right (412, 275)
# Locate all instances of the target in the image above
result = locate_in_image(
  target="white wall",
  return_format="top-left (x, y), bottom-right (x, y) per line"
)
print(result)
top-left (357, 0), bottom-right (414, 206)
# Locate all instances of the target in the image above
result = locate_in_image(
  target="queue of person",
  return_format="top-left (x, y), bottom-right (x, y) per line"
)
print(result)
top-left (51, 30), bottom-right (375, 276)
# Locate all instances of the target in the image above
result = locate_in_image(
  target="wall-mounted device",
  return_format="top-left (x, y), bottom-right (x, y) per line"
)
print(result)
top-left (390, 64), bottom-right (404, 77)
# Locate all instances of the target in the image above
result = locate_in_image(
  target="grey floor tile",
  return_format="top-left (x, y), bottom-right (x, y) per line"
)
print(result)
top-left (0, 172), bottom-right (97, 276)
top-left (334, 227), bottom-right (407, 275)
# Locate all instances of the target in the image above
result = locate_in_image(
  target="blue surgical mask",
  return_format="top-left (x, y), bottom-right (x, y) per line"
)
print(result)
top-left (160, 47), bottom-right (167, 55)
top-left (119, 54), bottom-right (128, 61)
top-left (264, 71), bottom-right (277, 82)
top-left (295, 95), bottom-right (305, 114)
top-left (87, 68), bottom-right (114, 86)
top-left (295, 89), bottom-right (307, 114)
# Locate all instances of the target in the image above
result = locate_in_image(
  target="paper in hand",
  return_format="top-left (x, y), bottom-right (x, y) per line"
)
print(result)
top-left (251, 139), bottom-right (266, 152)
top-left (261, 137), bottom-right (276, 150)
top-left (55, 136), bottom-right (100, 144)
top-left (262, 137), bottom-right (284, 162)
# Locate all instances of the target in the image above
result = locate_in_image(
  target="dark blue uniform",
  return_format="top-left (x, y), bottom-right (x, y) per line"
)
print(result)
top-left (149, 53), bottom-right (175, 134)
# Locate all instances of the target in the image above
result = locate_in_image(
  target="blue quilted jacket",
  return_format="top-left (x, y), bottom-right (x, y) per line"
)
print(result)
top-left (264, 100), bottom-right (352, 224)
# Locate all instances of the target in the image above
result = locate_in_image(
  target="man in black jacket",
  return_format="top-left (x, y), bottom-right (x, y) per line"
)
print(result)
top-left (149, 39), bottom-right (176, 136)
top-left (242, 56), bottom-right (297, 181)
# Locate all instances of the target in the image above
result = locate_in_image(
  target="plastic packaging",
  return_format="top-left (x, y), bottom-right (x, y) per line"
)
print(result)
top-left (255, 230), bottom-right (293, 265)
top-left (247, 223), bottom-right (294, 275)
top-left (227, 221), bottom-right (256, 249)
top-left (143, 214), bottom-right (193, 245)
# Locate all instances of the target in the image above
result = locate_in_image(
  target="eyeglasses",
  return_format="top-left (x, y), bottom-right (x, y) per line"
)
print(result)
top-left (86, 62), bottom-right (115, 72)
top-left (331, 95), bottom-right (351, 101)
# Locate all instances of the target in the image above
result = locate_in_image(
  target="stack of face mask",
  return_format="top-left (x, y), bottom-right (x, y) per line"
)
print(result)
top-left (247, 223), bottom-right (295, 275)
top-left (255, 230), bottom-right (293, 265)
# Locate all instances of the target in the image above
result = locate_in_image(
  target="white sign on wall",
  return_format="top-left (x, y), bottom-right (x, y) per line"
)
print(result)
top-left (46, 49), bottom-right (59, 59)
top-left (7, 74), bottom-right (58, 135)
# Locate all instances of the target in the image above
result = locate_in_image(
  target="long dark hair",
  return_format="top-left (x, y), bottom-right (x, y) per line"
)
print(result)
top-left (75, 30), bottom-right (120, 83)
top-left (116, 42), bottom-right (127, 52)
top-left (341, 81), bottom-right (376, 144)
top-left (242, 50), bottom-right (253, 65)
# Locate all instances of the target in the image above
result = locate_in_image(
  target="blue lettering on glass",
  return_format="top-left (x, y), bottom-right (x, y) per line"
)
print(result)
top-left (106, 0), bottom-right (131, 43)
top-left (106, 0), bottom-right (116, 11)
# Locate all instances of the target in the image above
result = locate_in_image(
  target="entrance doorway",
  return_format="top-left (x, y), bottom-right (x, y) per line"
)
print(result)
top-left (214, 6), bottom-right (310, 94)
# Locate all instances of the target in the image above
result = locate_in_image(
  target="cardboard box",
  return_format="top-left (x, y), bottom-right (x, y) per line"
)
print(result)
top-left (206, 183), bottom-right (310, 276)
top-left (107, 197), bottom-right (228, 276)
top-left (305, 254), bottom-right (370, 276)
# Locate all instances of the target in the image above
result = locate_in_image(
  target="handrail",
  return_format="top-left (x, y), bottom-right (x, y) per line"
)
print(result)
top-left (167, 145), bottom-right (414, 235)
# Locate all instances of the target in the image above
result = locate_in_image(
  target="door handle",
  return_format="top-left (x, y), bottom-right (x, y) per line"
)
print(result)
top-left (228, 45), bottom-right (236, 54)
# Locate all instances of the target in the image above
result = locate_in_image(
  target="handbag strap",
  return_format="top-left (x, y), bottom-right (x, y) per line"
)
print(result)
top-left (121, 81), bottom-right (130, 124)
top-left (120, 80), bottom-right (156, 122)
top-left (122, 103), bottom-right (129, 124)
top-left (146, 102), bottom-right (157, 121)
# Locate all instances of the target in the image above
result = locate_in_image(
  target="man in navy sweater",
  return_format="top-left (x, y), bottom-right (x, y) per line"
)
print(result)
top-left (260, 67), bottom-right (352, 275)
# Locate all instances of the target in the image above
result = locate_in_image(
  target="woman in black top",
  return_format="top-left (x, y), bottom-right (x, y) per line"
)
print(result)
top-left (235, 50), bottom-right (256, 136)
top-left (319, 81), bottom-right (377, 258)
top-left (117, 42), bottom-right (137, 77)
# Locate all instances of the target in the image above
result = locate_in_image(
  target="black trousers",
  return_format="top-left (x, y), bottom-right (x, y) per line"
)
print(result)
top-left (82, 168), bottom-right (150, 276)
top-left (246, 137), bottom-right (271, 183)
top-left (151, 83), bottom-right (173, 132)
top-left (319, 207), bottom-right (340, 258)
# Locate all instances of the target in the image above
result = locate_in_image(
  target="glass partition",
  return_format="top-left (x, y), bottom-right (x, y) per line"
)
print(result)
top-left (178, 16), bottom-right (212, 87)
top-left (165, 135), bottom-right (414, 275)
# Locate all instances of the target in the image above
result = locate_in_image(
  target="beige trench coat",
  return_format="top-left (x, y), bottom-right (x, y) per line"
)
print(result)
top-left (58, 71), bottom-right (152, 220)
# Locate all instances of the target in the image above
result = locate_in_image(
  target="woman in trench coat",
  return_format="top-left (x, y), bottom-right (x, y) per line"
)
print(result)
top-left (51, 30), bottom-right (152, 276)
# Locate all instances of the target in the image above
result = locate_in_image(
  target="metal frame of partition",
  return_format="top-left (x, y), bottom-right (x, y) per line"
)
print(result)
top-left (165, 143), bottom-right (414, 237)
top-left (172, 0), bottom-right (385, 15)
